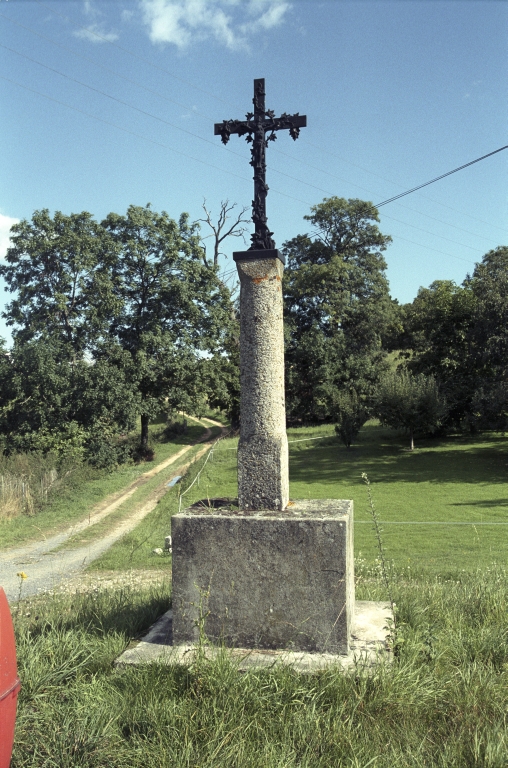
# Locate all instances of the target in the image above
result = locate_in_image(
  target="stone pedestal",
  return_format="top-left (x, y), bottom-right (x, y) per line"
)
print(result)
top-left (234, 251), bottom-right (288, 511)
top-left (171, 500), bottom-right (354, 654)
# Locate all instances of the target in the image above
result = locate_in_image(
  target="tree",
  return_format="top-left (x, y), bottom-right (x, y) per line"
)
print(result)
top-left (198, 199), bottom-right (250, 268)
top-left (0, 337), bottom-right (138, 467)
top-left (374, 370), bottom-right (448, 450)
top-left (282, 197), bottom-right (393, 422)
top-left (0, 205), bottom-right (236, 460)
top-left (466, 246), bottom-right (508, 431)
top-left (102, 204), bottom-right (234, 450)
top-left (334, 389), bottom-right (369, 448)
top-left (400, 248), bottom-right (508, 432)
top-left (0, 209), bottom-right (117, 356)
top-left (402, 280), bottom-right (477, 428)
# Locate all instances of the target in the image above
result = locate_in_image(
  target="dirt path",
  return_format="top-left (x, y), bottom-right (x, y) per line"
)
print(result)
top-left (0, 418), bottom-right (225, 603)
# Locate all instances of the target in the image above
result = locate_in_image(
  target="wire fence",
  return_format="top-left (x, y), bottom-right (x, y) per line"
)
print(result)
top-left (177, 432), bottom-right (229, 513)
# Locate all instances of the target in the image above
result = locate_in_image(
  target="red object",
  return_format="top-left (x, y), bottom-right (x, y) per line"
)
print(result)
top-left (0, 587), bottom-right (21, 768)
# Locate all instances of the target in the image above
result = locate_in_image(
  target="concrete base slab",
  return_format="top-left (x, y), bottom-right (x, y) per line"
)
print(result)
top-left (115, 601), bottom-right (392, 673)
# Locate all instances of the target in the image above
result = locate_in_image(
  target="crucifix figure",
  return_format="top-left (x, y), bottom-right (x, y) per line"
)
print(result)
top-left (214, 79), bottom-right (306, 511)
top-left (215, 78), bottom-right (306, 251)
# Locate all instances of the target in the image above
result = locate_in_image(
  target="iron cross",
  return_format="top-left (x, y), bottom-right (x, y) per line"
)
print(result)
top-left (214, 79), bottom-right (306, 251)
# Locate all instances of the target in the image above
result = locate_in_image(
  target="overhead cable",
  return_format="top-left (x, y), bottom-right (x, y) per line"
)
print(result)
top-left (17, 6), bottom-right (508, 236)
top-left (375, 146), bottom-right (508, 207)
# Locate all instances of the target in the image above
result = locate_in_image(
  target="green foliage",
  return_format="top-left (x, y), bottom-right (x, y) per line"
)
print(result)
top-left (283, 197), bottom-right (393, 422)
top-left (374, 370), bottom-right (448, 449)
top-left (333, 389), bottom-right (369, 447)
top-left (0, 208), bottom-right (117, 354)
top-left (203, 335), bottom-right (240, 429)
top-left (400, 247), bottom-right (508, 432)
top-left (0, 337), bottom-right (138, 468)
top-left (402, 279), bottom-right (477, 427)
top-left (101, 205), bottom-right (234, 446)
top-left (466, 246), bottom-right (508, 431)
top-left (0, 204), bottom-right (236, 464)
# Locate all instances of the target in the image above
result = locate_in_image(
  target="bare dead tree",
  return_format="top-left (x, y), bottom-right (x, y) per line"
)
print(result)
top-left (198, 199), bottom-right (250, 267)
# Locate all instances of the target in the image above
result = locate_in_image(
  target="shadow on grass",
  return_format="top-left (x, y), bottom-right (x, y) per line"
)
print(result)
top-left (152, 424), bottom-right (204, 446)
top-left (451, 498), bottom-right (508, 507)
top-left (22, 587), bottom-right (170, 641)
top-left (289, 424), bottom-right (508, 486)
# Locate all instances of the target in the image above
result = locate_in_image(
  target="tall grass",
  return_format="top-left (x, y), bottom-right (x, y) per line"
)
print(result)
top-left (0, 454), bottom-right (63, 520)
top-left (11, 566), bottom-right (507, 767)
top-left (0, 422), bottom-right (211, 549)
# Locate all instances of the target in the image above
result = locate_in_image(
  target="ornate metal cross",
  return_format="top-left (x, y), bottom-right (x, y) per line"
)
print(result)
top-left (214, 78), bottom-right (306, 251)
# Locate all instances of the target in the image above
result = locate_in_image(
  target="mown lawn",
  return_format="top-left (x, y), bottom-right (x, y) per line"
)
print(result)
top-left (90, 421), bottom-right (508, 576)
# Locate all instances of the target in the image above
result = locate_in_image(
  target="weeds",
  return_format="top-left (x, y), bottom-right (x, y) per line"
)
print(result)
top-left (361, 473), bottom-right (396, 631)
top-left (11, 567), bottom-right (508, 767)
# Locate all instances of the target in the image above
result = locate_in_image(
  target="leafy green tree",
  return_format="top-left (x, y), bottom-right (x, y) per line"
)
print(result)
top-left (0, 205), bottom-right (236, 462)
top-left (102, 204), bottom-right (234, 450)
top-left (401, 249), bottom-right (508, 432)
top-left (283, 197), bottom-right (393, 422)
top-left (334, 389), bottom-right (369, 448)
top-left (374, 370), bottom-right (448, 450)
top-left (0, 337), bottom-right (138, 467)
top-left (465, 246), bottom-right (508, 431)
top-left (402, 280), bottom-right (476, 427)
top-left (0, 209), bottom-right (117, 355)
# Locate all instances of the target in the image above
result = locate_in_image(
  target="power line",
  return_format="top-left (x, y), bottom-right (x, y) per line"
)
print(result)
top-left (17, 4), bottom-right (508, 240)
top-left (3, 42), bottom-right (338, 209)
top-left (391, 235), bottom-right (476, 265)
top-left (0, 12), bottom-right (213, 123)
top-left (2, 14), bottom-right (503, 265)
top-left (33, 0), bottom-right (237, 109)
top-left (5, 42), bottom-right (485, 257)
top-left (0, 74), bottom-right (314, 211)
top-left (274, 145), bottom-right (502, 243)
top-left (375, 146), bottom-right (508, 207)
top-left (302, 138), bottom-right (508, 235)
top-left (0, 74), bottom-right (487, 269)
top-left (0, 43), bottom-right (234, 155)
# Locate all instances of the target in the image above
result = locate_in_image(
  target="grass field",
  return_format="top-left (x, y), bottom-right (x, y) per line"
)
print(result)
top-left (11, 565), bottom-right (507, 767)
top-left (8, 420), bottom-right (508, 767)
top-left (106, 421), bottom-right (507, 576)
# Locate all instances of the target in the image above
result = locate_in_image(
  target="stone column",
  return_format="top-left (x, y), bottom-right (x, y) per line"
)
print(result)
top-left (234, 250), bottom-right (289, 511)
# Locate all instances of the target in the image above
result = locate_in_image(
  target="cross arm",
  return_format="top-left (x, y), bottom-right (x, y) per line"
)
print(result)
top-left (266, 113), bottom-right (307, 141)
top-left (214, 120), bottom-right (253, 145)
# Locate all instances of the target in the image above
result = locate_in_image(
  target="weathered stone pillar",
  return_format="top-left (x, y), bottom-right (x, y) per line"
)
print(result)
top-left (234, 250), bottom-right (289, 511)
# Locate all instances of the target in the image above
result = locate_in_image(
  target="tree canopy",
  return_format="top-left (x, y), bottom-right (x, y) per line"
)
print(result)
top-left (399, 247), bottom-right (508, 431)
top-left (0, 205), bottom-right (235, 460)
top-left (0, 209), bottom-right (117, 355)
top-left (374, 370), bottom-right (448, 450)
top-left (282, 197), bottom-right (393, 422)
top-left (101, 205), bottom-right (233, 448)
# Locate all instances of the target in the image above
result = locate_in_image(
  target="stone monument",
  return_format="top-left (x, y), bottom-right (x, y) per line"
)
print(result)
top-left (171, 79), bottom-right (355, 655)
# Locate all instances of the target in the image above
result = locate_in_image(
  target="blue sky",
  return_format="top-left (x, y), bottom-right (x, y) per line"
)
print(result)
top-left (1, 0), bottom-right (507, 344)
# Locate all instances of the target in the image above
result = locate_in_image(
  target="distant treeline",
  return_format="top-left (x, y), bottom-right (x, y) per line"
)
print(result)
top-left (0, 199), bottom-right (506, 470)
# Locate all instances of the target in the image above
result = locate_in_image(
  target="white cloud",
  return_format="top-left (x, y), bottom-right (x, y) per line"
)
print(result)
top-left (74, 24), bottom-right (120, 43)
top-left (139, 0), bottom-right (291, 50)
top-left (83, 0), bottom-right (95, 17)
top-left (74, 1), bottom-right (119, 43)
top-left (0, 214), bottom-right (20, 260)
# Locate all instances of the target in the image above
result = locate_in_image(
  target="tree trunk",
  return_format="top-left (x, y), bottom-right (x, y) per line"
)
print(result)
top-left (140, 414), bottom-right (150, 450)
top-left (409, 428), bottom-right (414, 451)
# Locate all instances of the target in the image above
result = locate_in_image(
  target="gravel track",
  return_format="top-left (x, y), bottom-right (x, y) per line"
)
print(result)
top-left (0, 420), bottom-right (223, 603)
